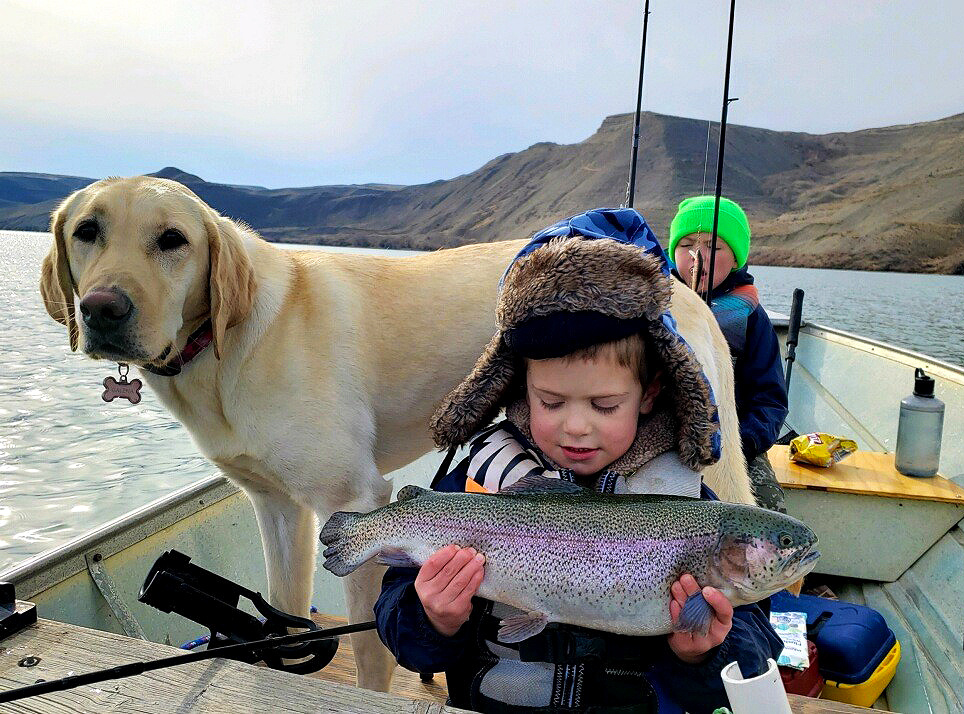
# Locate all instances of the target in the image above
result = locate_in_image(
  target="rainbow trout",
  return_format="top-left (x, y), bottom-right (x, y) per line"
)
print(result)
top-left (320, 476), bottom-right (819, 642)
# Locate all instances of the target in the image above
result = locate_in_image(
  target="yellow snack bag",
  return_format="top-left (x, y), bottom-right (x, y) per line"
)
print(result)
top-left (789, 432), bottom-right (858, 468)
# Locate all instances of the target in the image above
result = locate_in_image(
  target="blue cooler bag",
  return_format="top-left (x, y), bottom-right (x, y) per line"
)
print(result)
top-left (770, 590), bottom-right (896, 684)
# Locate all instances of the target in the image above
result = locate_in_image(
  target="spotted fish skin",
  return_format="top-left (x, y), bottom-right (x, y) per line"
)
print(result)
top-left (320, 480), bottom-right (818, 638)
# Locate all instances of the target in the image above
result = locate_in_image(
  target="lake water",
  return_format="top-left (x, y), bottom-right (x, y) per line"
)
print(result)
top-left (750, 264), bottom-right (964, 367)
top-left (1, 230), bottom-right (962, 571)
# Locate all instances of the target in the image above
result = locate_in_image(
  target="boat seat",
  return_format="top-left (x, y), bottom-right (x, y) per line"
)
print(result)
top-left (766, 445), bottom-right (964, 581)
top-left (767, 445), bottom-right (964, 504)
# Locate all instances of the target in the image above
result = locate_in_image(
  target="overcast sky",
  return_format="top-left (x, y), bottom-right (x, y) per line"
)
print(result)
top-left (2, 1), bottom-right (962, 188)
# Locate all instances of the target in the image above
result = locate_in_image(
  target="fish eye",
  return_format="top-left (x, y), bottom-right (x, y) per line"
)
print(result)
top-left (779, 533), bottom-right (794, 548)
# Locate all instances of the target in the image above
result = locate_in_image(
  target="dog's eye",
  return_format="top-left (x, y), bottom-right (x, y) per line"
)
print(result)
top-left (158, 229), bottom-right (188, 252)
top-left (73, 220), bottom-right (98, 243)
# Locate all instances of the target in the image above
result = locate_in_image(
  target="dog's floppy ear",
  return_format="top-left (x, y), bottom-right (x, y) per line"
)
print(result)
top-left (40, 197), bottom-right (79, 351)
top-left (204, 210), bottom-right (255, 360)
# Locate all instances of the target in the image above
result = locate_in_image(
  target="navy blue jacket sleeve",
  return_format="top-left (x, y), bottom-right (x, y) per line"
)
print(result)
top-left (653, 601), bottom-right (784, 714)
top-left (374, 452), bottom-right (475, 673)
top-left (734, 306), bottom-right (789, 459)
top-left (374, 564), bottom-right (474, 673)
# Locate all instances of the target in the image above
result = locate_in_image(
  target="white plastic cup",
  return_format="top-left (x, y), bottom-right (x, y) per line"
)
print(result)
top-left (720, 658), bottom-right (792, 714)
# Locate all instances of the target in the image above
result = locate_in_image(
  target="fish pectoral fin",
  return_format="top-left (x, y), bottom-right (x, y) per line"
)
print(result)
top-left (497, 611), bottom-right (549, 643)
top-left (374, 548), bottom-right (420, 568)
top-left (676, 592), bottom-right (714, 636)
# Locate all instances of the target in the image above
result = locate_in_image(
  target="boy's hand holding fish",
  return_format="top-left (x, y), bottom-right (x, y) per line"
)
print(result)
top-left (415, 544), bottom-right (486, 636)
top-left (668, 574), bottom-right (734, 663)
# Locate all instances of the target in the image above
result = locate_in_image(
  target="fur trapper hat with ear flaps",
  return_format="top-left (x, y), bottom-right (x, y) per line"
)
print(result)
top-left (430, 208), bottom-right (722, 472)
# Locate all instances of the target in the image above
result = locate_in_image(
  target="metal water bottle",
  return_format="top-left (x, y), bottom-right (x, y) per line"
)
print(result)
top-left (894, 368), bottom-right (945, 477)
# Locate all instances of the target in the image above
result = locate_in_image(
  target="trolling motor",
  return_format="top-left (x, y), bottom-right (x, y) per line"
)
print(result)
top-left (138, 550), bottom-right (338, 674)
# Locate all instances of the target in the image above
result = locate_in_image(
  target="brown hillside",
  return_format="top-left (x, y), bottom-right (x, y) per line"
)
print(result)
top-left (3, 111), bottom-right (963, 272)
top-left (265, 110), bottom-right (964, 273)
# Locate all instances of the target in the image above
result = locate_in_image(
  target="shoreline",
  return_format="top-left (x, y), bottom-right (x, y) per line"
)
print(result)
top-left (7, 227), bottom-right (964, 275)
top-left (6, 228), bottom-right (963, 275)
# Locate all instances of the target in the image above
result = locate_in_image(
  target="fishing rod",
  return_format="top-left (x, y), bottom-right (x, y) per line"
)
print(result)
top-left (0, 619), bottom-right (376, 704)
top-left (704, 0), bottom-right (739, 306)
top-left (624, 0), bottom-right (651, 208)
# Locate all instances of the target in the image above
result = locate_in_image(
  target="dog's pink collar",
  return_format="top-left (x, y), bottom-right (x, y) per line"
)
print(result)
top-left (141, 320), bottom-right (214, 377)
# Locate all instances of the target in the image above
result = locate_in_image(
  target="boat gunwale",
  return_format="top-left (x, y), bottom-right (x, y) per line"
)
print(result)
top-left (789, 321), bottom-right (964, 383)
top-left (0, 475), bottom-right (238, 599)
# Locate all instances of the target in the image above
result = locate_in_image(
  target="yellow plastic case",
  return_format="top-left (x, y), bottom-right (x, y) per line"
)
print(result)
top-left (821, 640), bottom-right (901, 707)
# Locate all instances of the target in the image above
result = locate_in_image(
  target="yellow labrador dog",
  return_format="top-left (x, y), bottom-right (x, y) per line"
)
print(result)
top-left (39, 176), bottom-right (752, 691)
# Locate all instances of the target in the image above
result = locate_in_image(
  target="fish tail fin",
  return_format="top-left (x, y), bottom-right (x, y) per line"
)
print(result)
top-left (676, 592), bottom-right (714, 636)
top-left (320, 511), bottom-right (365, 576)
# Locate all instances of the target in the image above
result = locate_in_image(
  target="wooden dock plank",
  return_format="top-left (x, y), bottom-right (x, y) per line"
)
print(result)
top-left (768, 445), bottom-right (964, 503)
top-left (0, 619), bottom-right (881, 713)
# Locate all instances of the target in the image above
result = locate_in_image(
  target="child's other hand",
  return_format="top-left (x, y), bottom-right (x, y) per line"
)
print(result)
top-left (415, 544), bottom-right (485, 637)
top-left (667, 573), bottom-right (733, 664)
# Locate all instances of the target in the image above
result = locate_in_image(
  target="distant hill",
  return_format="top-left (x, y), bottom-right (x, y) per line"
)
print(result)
top-left (2, 111), bottom-right (963, 273)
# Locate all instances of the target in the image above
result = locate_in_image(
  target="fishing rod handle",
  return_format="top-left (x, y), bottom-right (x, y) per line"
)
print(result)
top-left (787, 288), bottom-right (804, 350)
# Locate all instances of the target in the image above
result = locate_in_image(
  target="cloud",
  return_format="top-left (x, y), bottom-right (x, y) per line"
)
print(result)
top-left (1, 0), bottom-right (962, 187)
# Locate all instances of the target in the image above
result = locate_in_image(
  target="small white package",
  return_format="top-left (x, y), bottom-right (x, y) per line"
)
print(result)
top-left (769, 610), bottom-right (810, 670)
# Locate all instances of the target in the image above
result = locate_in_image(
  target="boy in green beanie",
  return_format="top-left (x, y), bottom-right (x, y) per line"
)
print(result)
top-left (667, 196), bottom-right (789, 513)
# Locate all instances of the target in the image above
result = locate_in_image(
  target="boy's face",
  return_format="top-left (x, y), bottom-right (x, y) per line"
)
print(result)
top-left (673, 232), bottom-right (736, 293)
top-left (526, 352), bottom-right (660, 476)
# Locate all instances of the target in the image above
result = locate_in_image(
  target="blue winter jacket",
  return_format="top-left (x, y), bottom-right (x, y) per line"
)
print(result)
top-left (374, 447), bottom-right (784, 714)
top-left (673, 267), bottom-right (789, 460)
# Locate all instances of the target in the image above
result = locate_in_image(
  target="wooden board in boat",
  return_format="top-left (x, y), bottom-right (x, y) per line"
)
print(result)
top-left (768, 446), bottom-right (964, 503)
top-left (0, 618), bottom-right (880, 713)
top-left (768, 446), bottom-right (964, 581)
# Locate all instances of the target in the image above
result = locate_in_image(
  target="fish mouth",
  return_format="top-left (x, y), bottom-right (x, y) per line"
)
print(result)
top-left (735, 545), bottom-right (822, 601)
top-left (781, 545), bottom-right (821, 576)
top-left (796, 548), bottom-right (820, 569)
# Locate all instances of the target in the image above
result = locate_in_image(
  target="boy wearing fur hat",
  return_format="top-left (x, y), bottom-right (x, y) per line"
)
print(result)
top-left (668, 196), bottom-right (789, 513)
top-left (375, 209), bottom-right (782, 714)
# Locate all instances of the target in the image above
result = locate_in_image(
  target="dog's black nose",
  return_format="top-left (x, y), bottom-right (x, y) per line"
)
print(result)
top-left (80, 289), bottom-right (133, 333)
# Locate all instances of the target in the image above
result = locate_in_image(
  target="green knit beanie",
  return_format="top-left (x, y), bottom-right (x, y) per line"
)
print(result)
top-left (668, 195), bottom-right (751, 270)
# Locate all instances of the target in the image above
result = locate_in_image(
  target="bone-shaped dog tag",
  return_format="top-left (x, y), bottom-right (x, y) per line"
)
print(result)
top-left (102, 364), bottom-right (142, 404)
